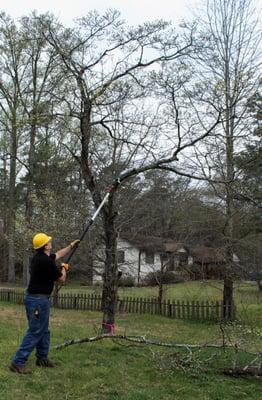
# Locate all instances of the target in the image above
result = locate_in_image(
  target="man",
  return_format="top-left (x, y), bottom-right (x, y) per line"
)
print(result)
top-left (9, 232), bottom-right (80, 374)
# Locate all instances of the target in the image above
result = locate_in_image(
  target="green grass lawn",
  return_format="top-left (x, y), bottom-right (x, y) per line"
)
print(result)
top-left (0, 300), bottom-right (261, 400)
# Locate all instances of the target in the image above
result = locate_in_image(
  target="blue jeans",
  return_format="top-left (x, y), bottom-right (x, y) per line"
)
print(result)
top-left (12, 293), bottom-right (51, 366)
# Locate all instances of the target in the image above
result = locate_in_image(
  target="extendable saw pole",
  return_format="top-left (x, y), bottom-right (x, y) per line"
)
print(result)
top-left (53, 174), bottom-right (123, 299)
top-left (64, 170), bottom-right (131, 264)
top-left (65, 185), bottom-right (114, 264)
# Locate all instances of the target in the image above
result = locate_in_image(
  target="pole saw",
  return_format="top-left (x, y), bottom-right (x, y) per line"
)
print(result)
top-left (63, 169), bottom-right (132, 266)
top-left (54, 171), bottom-right (129, 297)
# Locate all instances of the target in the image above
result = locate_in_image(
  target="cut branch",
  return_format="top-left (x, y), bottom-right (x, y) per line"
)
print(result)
top-left (54, 333), bottom-right (235, 350)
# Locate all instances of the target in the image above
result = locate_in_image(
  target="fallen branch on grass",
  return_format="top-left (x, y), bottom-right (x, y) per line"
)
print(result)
top-left (54, 334), bottom-right (261, 378)
top-left (53, 333), bottom-right (233, 350)
top-left (222, 366), bottom-right (262, 378)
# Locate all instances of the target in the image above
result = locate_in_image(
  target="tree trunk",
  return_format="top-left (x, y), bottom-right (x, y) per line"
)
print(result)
top-left (2, 155), bottom-right (8, 233)
top-left (222, 31), bottom-right (235, 320)
top-left (7, 234), bottom-right (15, 283)
top-left (7, 122), bottom-right (17, 283)
top-left (76, 73), bottom-right (121, 332)
top-left (158, 259), bottom-right (165, 313)
top-left (101, 198), bottom-right (119, 333)
top-left (223, 185), bottom-right (235, 319)
top-left (223, 275), bottom-right (234, 319)
top-left (23, 118), bottom-right (37, 286)
top-left (22, 253), bottom-right (30, 286)
top-left (137, 250), bottom-right (142, 285)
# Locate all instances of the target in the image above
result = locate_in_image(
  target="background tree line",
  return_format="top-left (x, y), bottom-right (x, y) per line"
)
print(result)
top-left (0, 0), bottom-right (261, 328)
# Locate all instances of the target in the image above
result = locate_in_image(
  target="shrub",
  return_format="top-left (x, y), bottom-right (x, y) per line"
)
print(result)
top-left (118, 275), bottom-right (136, 287)
top-left (143, 270), bottom-right (184, 286)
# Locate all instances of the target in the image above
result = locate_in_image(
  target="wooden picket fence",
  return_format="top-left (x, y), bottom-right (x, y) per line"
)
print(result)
top-left (0, 289), bottom-right (236, 321)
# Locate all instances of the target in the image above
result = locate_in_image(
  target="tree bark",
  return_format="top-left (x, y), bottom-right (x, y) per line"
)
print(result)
top-left (222, 34), bottom-right (235, 320)
top-left (23, 112), bottom-right (37, 286)
top-left (7, 121), bottom-right (17, 283)
top-left (101, 210), bottom-right (118, 332)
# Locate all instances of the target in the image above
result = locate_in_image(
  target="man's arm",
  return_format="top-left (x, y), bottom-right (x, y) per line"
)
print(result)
top-left (55, 244), bottom-right (71, 260)
top-left (55, 240), bottom-right (80, 260)
top-left (57, 267), bottom-right (66, 284)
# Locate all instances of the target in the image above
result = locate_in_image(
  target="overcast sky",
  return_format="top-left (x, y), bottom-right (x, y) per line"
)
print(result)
top-left (1, 0), bottom-right (261, 27)
top-left (0, 0), bottom-right (208, 25)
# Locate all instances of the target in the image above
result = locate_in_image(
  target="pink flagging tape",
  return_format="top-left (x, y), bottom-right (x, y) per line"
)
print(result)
top-left (102, 322), bottom-right (115, 334)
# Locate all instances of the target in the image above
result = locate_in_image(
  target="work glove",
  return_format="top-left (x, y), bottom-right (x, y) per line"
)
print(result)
top-left (70, 239), bottom-right (81, 249)
top-left (61, 263), bottom-right (70, 271)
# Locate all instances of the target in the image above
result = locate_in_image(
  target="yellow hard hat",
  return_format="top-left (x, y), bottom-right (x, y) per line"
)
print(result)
top-left (32, 233), bottom-right (52, 249)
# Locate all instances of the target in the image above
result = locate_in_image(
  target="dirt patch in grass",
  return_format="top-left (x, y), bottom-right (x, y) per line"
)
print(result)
top-left (50, 309), bottom-right (102, 327)
top-left (0, 307), bottom-right (24, 319)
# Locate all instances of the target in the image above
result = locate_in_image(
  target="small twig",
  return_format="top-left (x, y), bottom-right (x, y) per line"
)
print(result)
top-left (219, 322), bottom-right (227, 348)
top-left (243, 353), bottom-right (262, 372)
top-left (232, 344), bottom-right (237, 369)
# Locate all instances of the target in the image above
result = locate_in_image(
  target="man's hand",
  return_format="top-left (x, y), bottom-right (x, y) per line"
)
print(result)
top-left (61, 263), bottom-right (70, 271)
top-left (70, 239), bottom-right (81, 249)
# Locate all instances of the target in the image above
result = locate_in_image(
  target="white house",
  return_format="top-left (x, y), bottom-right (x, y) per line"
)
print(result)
top-left (93, 233), bottom-right (241, 283)
top-left (116, 236), bottom-right (162, 284)
top-left (93, 233), bottom-right (187, 284)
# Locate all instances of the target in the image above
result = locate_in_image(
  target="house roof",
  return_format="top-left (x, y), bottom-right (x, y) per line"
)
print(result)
top-left (119, 233), bottom-right (185, 253)
top-left (191, 246), bottom-right (239, 264)
top-left (119, 234), bottom-right (240, 264)
top-left (164, 242), bottom-right (187, 253)
top-left (191, 246), bottom-right (226, 263)
top-left (120, 233), bottom-right (166, 252)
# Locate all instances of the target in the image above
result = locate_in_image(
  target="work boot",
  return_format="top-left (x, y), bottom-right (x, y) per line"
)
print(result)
top-left (36, 358), bottom-right (55, 367)
top-left (9, 363), bottom-right (32, 374)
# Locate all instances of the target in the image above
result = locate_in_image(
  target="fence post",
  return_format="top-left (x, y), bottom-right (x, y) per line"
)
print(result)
top-left (196, 301), bottom-right (200, 320)
top-left (167, 299), bottom-right (171, 318)
top-left (177, 300), bottom-right (181, 318)
top-left (190, 300), bottom-right (196, 319)
top-left (206, 300), bottom-right (210, 319)
top-left (181, 300), bottom-right (185, 319)
top-left (232, 301), bottom-right (236, 320)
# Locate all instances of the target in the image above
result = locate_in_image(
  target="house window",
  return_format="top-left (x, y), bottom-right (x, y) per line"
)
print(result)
top-left (145, 250), bottom-right (154, 264)
top-left (179, 252), bottom-right (188, 265)
top-left (161, 253), bottom-right (172, 269)
top-left (117, 250), bottom-right (125, 264)
top-left (166, 255), bottom-right (174, 271)
top-left (160, 252), bottom-right (169, 262)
